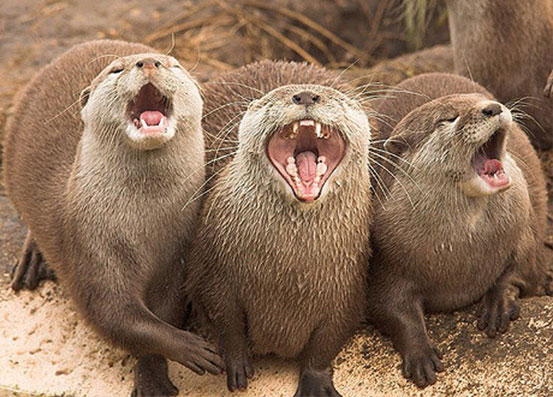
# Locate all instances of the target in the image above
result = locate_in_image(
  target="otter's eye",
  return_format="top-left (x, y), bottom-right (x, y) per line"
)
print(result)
top-left (110, 67), bottom-right (124, 74)
top-left (437, 114), bottom-right (459, 127)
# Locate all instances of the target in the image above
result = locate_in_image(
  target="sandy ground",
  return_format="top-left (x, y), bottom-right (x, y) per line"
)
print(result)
top-left (1, 194), bottom-right (552, 396)
top-left (1, 1), bottom-right (552, 396)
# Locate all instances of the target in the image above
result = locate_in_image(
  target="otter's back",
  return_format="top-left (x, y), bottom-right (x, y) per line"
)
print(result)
top-left (201, 60), bottom-right (347, 179)
top-left (3, 40), bottom-right (154, 232)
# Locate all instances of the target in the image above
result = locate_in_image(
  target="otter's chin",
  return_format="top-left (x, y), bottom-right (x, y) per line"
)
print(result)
top-left (266, 119), bottom-right (346, 203)
top-left (125, 82), bottom-right (175, 150)
top-left (461, 128), bottom-right (511, 197)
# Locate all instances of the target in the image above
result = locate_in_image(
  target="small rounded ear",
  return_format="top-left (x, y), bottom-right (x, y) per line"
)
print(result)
top-left (247, 98), bottom-right (262, 110)
top-left (79, 86), bottom-right (91, 108)
top-left (383, 136), bottom-right (408, 155)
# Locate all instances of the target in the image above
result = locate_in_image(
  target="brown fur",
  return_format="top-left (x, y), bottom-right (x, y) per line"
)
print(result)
top-left (3, 40), bottom-right (223, 396)
top-left (186, 60), bottom-right (373, 396)
top-left (447, 0), bottom-right (553, 149)
top-left (368, 73), bottom-right (550, 387)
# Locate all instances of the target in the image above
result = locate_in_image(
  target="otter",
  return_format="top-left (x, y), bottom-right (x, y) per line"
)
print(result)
top-left (3, 40), bottom-right (223, 396)
top-left (446, 0), bottom-right (553, 149)
top-left (185, 60), bottom-right (372, 397)
top-left (367, 73), bottom-right (551, 387)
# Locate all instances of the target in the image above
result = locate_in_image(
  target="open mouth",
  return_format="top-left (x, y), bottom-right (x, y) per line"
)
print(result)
top-left (266, 119), bottom-right (346, 202)
top-left (128, 83), bottom-right (172, 136)
top-left (471, 128), bottom-right (509, 190)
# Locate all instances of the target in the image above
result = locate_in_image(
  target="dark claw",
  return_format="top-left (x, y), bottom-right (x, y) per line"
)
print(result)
top-left (11, 234), bottom-right (55, 291)
top-left (225, 354), bottom-right (253, 392)
top-left (133, 355), bottom-right (179, 397)
top-left (402, 343), bottom-right (443, 388)
top-left (180, 333), bottom-right (224, 376)
top-left (293, 368), bottom-right (341, 397)
top-left (477, 290), bottom-right (519, 338)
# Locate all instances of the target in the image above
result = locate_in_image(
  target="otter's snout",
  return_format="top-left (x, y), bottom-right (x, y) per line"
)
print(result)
top-left (481, 103), bottom-right (502, 118)
top-left (478, 100), bottom-right (512, 125)
top-left (136, 58), bottom-right (162, 79)
top-left (292, 91), bottom-right (321, 106)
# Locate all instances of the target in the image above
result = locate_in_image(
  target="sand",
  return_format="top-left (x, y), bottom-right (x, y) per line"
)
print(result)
top-left (1, 190), bottom-right (552, 396)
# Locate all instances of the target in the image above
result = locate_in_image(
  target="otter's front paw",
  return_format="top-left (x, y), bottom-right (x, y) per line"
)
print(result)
top-left (177, 332), bottom-right (224, 376)
top-left (402, 343), bottom-right (444, 388)
top-left (11, 247), bottom-right (55, 291)
top-left (225, 352), bottom-right (254, 392)
top-left (132, 355), bottom-right (178, 397)
top-left (294, 368), bottom-right (341, 397)
top-left (477, 290), bottom-right (520, 338)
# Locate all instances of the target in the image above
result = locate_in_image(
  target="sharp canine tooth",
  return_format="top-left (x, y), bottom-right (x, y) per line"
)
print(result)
top-left (287, 157), bottom-right (295, 164)
top-left (317, 163), bottom-right (327, 176)
top-left (292, 122), bottom-right (299, 134)
top-left (314, 176), bottom-right (320, 183)
top-left (315, 122), bottom-right (322, 138)
top-left (140, 119), bottom-right (148, 128)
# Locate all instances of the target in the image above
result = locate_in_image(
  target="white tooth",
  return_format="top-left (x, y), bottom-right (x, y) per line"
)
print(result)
top-left (140, 119), bottom-right (148, 129)
top-left (314, 176), bottom-right (320, 183)
top-left (287, 157), bottom-right (295, 164)
top-left (293, 122), bottom-right (299, 134)
top-left (294, 177), bottom-right (301, 185)
top-left (317, 162), bottom-right (327, 176)
top-left (318, 156), bottom-right (326, 164)
top-left (286, 163), bottom-right (298, 176)
top-left (313, 186), bottom-right (320, 196)
top-left (299, 119), bottom-right (315, 127)
top-left (315, 122), bottom-right (322, 138)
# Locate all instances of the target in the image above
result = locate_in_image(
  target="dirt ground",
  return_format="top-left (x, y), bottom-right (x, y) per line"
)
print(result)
top-left (1, 1), bottom-right (552, 396)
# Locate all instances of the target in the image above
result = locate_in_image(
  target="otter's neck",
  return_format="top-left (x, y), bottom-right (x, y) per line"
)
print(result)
top-left (397, 155), bottom-right (525, 223)
top-left (68, 123), bottom-right (205, 203)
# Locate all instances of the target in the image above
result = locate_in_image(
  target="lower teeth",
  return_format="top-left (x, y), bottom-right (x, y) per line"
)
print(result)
top-left (283, 155), bottom-right (329, 197)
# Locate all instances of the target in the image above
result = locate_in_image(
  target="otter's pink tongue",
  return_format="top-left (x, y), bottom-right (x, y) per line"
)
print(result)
top-left (483, 159), bottom-right (502, 175)
top-left (140, 111), bottom-right (164, 126)
top-left (296, 151), bottom-right (317, 184)
top-left (137, 110), bottom-right (167, 134)
top-left (479, 159), bottom-right (510, 188)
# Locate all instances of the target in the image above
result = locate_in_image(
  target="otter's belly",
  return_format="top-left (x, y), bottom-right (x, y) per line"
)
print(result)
top-left (423, 281), bottom-right (491, 312)
top-left (240, 280), bottom-right (323, 358)
top-left (419, 251), bottom-right (510, 312)
top-left (246, 303), bottom-right (316, 358)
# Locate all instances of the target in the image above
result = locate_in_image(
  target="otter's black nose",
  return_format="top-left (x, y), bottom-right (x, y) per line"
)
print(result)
top-left (136, 58), bottom-right (161, 69)
top-left (482, 103), bottom-right (502, 117)
top-left (292, 91), bottom-right (321, 106)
